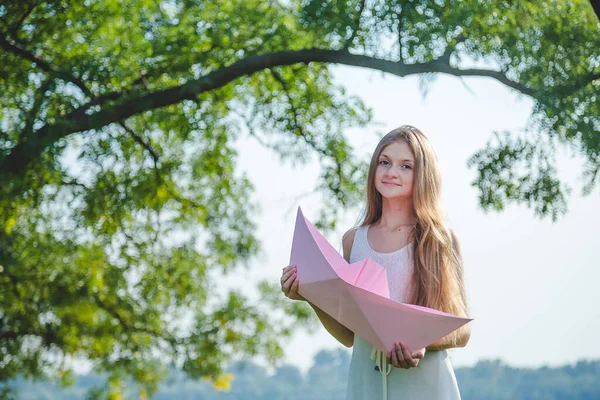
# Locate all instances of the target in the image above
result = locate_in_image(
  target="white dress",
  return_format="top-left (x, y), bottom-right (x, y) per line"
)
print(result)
top-left (346, 225), bottom-right (462, 400)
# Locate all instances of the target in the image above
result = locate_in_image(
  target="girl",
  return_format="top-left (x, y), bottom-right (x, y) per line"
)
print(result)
top-left (281, 126), bottom-right (471, 399)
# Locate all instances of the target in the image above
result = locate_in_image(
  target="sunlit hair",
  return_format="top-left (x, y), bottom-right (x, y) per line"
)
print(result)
top-left (359, 125), bottom-right (469, 346)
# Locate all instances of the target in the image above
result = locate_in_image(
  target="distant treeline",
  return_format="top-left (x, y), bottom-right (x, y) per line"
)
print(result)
top-left (7, 349), bottom-right (600, 400)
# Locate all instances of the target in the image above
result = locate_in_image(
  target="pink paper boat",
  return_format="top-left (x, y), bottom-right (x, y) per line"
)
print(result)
top-left (289, 207), bottom-right (472, 352)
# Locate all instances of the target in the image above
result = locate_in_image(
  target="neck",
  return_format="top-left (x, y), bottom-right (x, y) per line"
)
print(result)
top-left (377, 197), bottom-right (417, 231)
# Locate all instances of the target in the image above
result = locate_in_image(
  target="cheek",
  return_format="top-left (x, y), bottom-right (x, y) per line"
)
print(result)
top-left (406, 172), bottom-right (415, 188)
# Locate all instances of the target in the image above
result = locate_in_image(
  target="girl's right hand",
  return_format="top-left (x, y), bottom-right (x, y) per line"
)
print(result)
top-left (281, 264), bottom-right (305, 301)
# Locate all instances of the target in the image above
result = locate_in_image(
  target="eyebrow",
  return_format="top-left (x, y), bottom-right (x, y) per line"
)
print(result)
top-left (379, 153), bottom-right (414, 163)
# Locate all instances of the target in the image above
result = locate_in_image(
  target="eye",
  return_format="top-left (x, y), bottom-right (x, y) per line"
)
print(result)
top-left (378, 160), bottom-right (389, 165)
top-left (401, 164), bottom-right (413, 170)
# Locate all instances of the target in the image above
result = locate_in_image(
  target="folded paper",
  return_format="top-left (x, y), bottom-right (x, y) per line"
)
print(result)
top-left (289, 206), bottom-right (472, 352)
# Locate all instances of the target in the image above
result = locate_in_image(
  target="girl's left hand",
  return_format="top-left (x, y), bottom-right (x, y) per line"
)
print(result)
top-left (387, 341), bottom-right (426, 369)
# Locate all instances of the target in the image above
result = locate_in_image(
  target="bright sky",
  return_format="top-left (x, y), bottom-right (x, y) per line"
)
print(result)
top-left (234, 64), bottom-right (600, 373)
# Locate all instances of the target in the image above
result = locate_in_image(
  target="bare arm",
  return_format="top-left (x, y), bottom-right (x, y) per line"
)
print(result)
top-left (307, 302), bottom-right (354, 347)
top-left (426, 325), bottom-right (471, 351)
top-left (307, 228), bottom-right (357, 347)
top-left (281, 228), bottom-right (357, 348)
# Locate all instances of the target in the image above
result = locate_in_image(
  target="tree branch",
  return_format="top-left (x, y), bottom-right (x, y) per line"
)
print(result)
top-left (119, 121), bottom-right (163, 206)
top-left (229, 109), bottom-right (271, 149)
top-left (116, 120), bottom-right (208, 212)
top-left (270, 69), bottom-right (346, 200)
top-left (271, 69), bottom-right (336, 158)
top-left (119, 122), bottom-right (160, 166)
top-left (8, 4), bottom-right (37, 41)
top-left (1, 47), bottom-right (535, 175)
top-left (397, 7), bottom-right (404, 62)
top-left (566, 71), bottom-right (600, 93)
top-left (344, 0), bottom-right (366, 50)
top-left (90, 294), bottom-right (166, 340)
top-left (61, 178), bottom-right (89, 190)
top-left (438, 36), bottom-right (466, 66)
top-left (0, 35), bottom-right (93, 98)
top-left (23, 77), bottom-right (53, 136)
top-left (271, 70), bottom-right (308, 142)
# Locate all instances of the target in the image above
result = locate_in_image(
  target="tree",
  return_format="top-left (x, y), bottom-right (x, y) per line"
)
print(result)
top-left (0, 0), bottom-right (598, 397)
top-left (590, 0), bottom-right (600, 20)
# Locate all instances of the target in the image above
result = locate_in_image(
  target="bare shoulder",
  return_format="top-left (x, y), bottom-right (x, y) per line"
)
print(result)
top-left (342, 227), bottom-right (358, 262)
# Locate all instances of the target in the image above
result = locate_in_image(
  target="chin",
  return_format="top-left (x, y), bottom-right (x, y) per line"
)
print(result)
top-left (378, 189), bottom-right (411, 199)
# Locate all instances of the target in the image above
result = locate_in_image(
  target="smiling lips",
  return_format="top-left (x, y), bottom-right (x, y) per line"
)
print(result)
top-left (382, 181), bottom-right (401, 186)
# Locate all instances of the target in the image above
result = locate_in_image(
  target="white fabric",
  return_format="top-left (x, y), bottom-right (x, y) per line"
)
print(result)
top-left (370, 347), bottom-right (391, 400)
top-left (346, 226), bottom-right (462, 400)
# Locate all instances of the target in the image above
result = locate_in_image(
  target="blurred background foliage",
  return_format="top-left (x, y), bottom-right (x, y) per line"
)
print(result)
top-left (6, 348), bottom-right (600, 400)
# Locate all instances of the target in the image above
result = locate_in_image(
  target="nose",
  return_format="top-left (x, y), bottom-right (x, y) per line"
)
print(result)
top-left (384, 165), bottom-right (400, 179)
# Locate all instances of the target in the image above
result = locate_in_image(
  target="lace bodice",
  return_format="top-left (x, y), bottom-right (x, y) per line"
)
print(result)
top-left (349, 225), bottom-right (414, 303)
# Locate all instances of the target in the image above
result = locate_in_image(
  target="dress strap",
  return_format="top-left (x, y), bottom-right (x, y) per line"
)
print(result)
top-left (370, 346), bottom-right (391, 400)
top-left (348, 225), bottom-right (366, 263)
top-left (354, 225), bottom-right (368, 247)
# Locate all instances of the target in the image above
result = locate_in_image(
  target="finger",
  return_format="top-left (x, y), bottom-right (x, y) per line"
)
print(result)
top-left (412, 348), bottom-right (425, 359)
top-left (289, 277), bottom-right (301, 298)
top-left (280, 268), bottom-right (295, 284)
top-left (390, 347), bottom-right (399, 368)
top-left (400, 342), bottom-right (413, 369)
top-left (281, 272), bottom-right (296, 292)
top-left (282, 272), bottom-right (296, 292)
top-left (284, 264), bottom-right (297, 273)
top-left (401, 343), bottom-right (417, 368)
top-left (281, 268), bottom-right (297, 285)
top-left (395, 342), bottom-right (407, 369)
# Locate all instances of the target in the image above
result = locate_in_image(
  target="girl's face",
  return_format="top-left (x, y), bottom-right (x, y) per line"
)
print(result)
top-left (374, 141), bottom-right (415, 200)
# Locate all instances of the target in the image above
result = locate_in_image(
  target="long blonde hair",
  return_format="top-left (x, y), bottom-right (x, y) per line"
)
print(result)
top-left (360, 126), bottom-right (469, 343)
